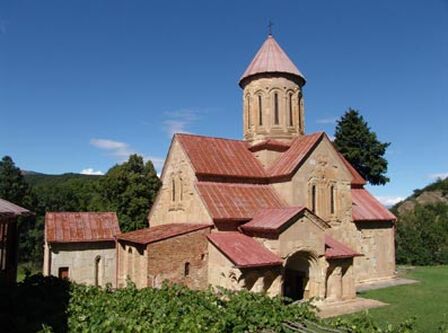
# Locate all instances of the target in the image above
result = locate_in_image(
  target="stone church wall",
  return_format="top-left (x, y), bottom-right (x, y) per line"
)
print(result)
top-left (272, 137), bottom-right (353, 227)
top-left (354, 221), bottom-right (396, 284)
top-left (147, 228), bottom-right (210, 290)
top-left (48, 242), bottom-right (116, 287)
top-left (148, 139), bottom-right (212, 226)
top-left (207, 242), bottom-right (282, 297)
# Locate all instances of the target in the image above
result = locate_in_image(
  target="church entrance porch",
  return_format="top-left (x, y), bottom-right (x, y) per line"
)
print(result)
top-left (282, 251), bottom-right (318, 301)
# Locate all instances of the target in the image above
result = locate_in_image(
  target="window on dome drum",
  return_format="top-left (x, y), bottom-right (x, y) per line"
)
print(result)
top-left (311, 185), bottom-right (317, 213)
top-left (274, 92), bottom-right (279, 125)
top-left (184, 262), bottom-right (190, 277)
top-left (258, 95), bottom-right (263, 126)
top-left (247, 96), bottom-right (251, 129)
top-left (298, 93), bottom-right (302, 128)
top-left (289, 93), bottom-right (293, 126)
top-left (330, 185), bottom-right (335, 214)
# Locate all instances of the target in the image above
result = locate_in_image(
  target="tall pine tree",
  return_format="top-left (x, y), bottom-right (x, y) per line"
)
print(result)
top-left (334, 109), bottom-right (390, 185)
top-left (0, 156), bottom-right (29, 205)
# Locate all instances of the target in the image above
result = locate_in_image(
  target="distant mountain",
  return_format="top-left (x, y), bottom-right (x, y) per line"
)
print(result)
top-left (393, 177), bottom-right (448, 215)
top-left (23, 171), bottom-right (102, 187)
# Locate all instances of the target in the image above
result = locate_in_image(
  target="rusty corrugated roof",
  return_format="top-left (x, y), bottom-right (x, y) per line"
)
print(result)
top-left (325, 235), bottom-right (361, 259)
top-left (267, 132), bottom-right (324, 179)
top-left (116, 223), bottom-right (211, 245)
top-left (240, 35), bottom-right (305, 86)
top-left (196, 182), bottom-right (285, 221)
top-left (45, 212), bottom-right (121, 243)
top-left (0, 198), bottom-right (32, 217)
top-left (208, 232), bottom-right (282, 268)
top-left (352, 188), bottom-right (396, 222)
top-left (177, 133), bottom-right (267, 182)
top-left (241, 207), bottom-right (306, 234)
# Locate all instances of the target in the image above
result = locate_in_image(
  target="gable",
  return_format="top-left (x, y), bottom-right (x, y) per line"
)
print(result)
top-left (277, 211), bottom-right (327, 258)
top-left (148, 138), bottom-right (213, 226)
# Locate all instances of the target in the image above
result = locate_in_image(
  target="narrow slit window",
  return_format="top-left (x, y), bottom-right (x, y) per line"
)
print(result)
top-left (247, 97), bottom-right (251, 129)
top-left (330, 185), bottom-right (335, 214)
top-left (184, 262), bottom-right (190, 277)
top-left (298, 93), bottom-right (302, 129)
top-left (289, 94), bottom-right (293, 126)
top-left (274, 93), bottom-right (279, 125)
top-left (258, 95), bottom-right (263, 126)
top-left (311, 185), bottom-right (316, 213)
top-left (171, 178), bottom-right (176, 202)
top-left (179, 178), bottom-right (183, 201)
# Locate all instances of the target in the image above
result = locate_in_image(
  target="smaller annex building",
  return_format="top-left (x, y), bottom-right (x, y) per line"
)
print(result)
top-left (43, 212), bottom-right (120, 287)
top-left (0, 198), bottom-right (33, 285)
top-left (115, 223), bottom-right (212, 289)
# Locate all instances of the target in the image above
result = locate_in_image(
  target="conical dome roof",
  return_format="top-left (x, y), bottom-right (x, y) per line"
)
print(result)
top-left (239, 35), bottom-right (305, 87)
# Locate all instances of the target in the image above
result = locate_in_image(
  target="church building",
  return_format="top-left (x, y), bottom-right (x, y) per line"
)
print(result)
top-left (115, 34), bottom-right (397, 303)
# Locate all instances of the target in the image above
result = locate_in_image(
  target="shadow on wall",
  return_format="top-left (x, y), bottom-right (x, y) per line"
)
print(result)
top-left (0, 274), bottom-right (70, 333)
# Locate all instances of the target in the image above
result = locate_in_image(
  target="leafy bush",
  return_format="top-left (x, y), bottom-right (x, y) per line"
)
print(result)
top-left (396, 203), bottom-right (448, 265)
top-left (0, 275), bottom-right (420, 333)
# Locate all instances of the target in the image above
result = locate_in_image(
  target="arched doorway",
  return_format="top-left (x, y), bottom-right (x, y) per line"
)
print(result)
top-left (283, 251), bottom-right (316, 301)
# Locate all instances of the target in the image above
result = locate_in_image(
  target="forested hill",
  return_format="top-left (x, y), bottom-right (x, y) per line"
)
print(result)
top-left (392, 177), bottom-right (448, 266)
top-left (392, 177), bottom-right (448, 215)
top-left (23, 171), bottom-right (102, 187)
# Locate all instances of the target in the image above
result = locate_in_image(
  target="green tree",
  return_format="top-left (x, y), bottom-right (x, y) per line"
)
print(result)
top-left (100, 154), bottom-right (161, 232)
top-left (0, 156), bottom-right (29, 205)
top-left (334, 109), bottom-right (390, 185)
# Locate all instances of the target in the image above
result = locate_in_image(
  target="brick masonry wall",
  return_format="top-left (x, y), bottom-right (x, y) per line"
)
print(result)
top-left (147, 228), bottom-right (210, 289)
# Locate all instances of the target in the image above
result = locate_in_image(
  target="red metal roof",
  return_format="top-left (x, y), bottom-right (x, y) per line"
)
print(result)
top-left (325, 235), bottom-right (360, 259)
top-left (240, 35), bottom-right (305, 86)
top-left (116, 223), bottom-right (211, 245)
top-left (45, 212), bottom-right (121, 243)
top-left (337, 152), bottom-right (367, 186)
top-left (352, 188), bottom-right (396, 222)
top-left (208, 232), bottom-right (282, 268)
top-left (241, 207), bottom-right (306, 234)
top-left (177, 133), bottom-right (267, 181)
top-left (196, 182), bottom-right (285, 221)
top-left (268, 132), bottom-right (324, 179)
top-left (0, 198), bottom-right (32, 217)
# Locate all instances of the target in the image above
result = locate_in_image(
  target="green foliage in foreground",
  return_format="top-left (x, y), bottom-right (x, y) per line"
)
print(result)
top-left (1, 274), bottom-right (420, 333)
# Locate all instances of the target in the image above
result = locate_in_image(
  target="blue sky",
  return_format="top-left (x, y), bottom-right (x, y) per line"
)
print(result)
top-left (1, 0), bottom-right (447, 205)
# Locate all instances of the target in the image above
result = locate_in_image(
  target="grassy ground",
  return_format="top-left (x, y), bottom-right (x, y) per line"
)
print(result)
top-left (343, 266), bottom-right (448, 332)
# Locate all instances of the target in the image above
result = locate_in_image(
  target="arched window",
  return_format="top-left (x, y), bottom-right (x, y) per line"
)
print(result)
top-left (179, 177), bottom-right (183, 201)
top-left (274, 92), bottom-right (279, 125)
top-left (171, 178), bottom-right (176, 202)
top-left (289, 93), bottom-right (293, 126)
top-left (184, 262), bottom-right (190, 277)
top-left (298, 92), bottom-right (303, 130)
top-left (258, 95), bottom-right (263, 126)
top-left (311, 185), bottom-right (317, 213)
top-left (246, 96), bottom-right (251, 129)
top-left (330, 185), bottom-right (335, 215)
top-left (127, 247), bottom-right (134, 282)
top-left (94, 255), bottom-right (101, 286)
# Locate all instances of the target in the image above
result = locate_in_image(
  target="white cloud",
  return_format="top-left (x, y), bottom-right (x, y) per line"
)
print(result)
top-left (90, 138), bottom-right (165, 173)
top-left (374, 195), bottom-right (404, 207)
top-left (90, 138), bottom-right (135, 160)
top-left (163, 109), bottom-right (200, 137)
top-left (428, 172), bottom-right (448, 180)
top-left (316, 117), bottom-right (337, 125)
top-left (80, 168), bottom-right (104, 175)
